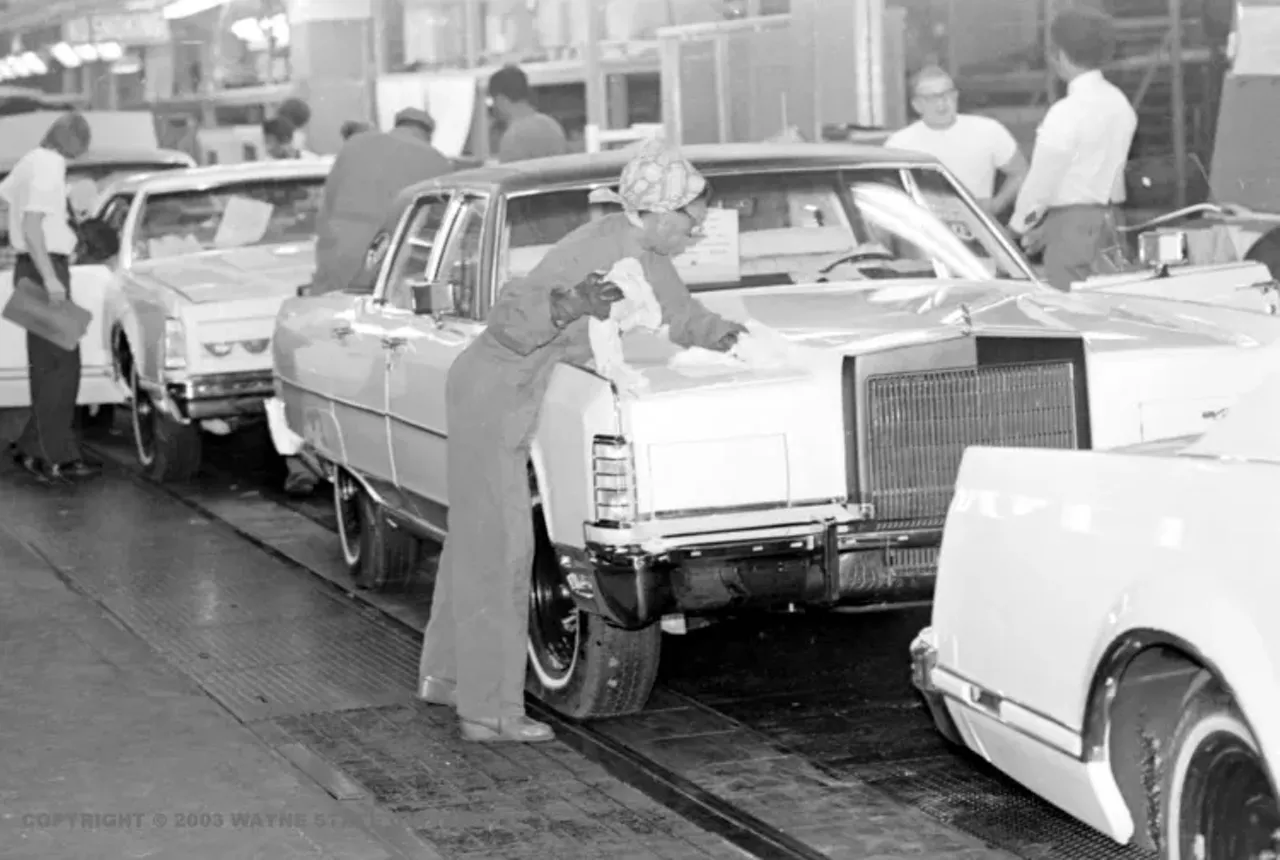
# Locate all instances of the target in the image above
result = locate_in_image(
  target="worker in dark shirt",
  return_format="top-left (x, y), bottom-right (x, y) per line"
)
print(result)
top-left (311, 107), bottom-right (453, 297)
top-left (489, 65), bottom-right (568, 163)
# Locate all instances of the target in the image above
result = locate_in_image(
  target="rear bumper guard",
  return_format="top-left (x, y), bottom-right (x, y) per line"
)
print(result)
top-left (909, 626), bottom-right (963, 746)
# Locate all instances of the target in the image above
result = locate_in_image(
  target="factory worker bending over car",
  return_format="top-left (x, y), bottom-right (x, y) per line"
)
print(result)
top-left (416, 140), bottom-right (746, 744)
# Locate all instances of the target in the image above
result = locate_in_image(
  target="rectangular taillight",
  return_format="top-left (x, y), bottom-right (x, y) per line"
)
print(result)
top-left (591, 435), bottom-right (635, 525)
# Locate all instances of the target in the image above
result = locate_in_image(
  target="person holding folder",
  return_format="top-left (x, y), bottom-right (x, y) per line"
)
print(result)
top-left (0, 112), bottom-right (100, 483)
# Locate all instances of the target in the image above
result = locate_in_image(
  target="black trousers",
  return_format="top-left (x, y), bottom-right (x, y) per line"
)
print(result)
top-left (13, 253), bottom-right (81, 465)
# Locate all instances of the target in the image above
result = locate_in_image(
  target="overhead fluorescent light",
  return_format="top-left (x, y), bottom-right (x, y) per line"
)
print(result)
top-left (163, 0), bottom-right (226, 20)
top-left (97, 42), bottom-right (124, 62)
top-left (51, 42), bottom-right (81, 67)
top-left (21, 52), bottom-right (47, 76)
top-left (74, 44), bottom-right (99, 62)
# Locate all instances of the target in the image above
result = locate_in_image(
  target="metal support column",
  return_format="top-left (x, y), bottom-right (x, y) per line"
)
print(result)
top-left (581, 0), bottom-right (608, 151)
top-left (463, 0), bottom-right (482, 67)
top-left (1169, 0), bottom-right (1187, 207)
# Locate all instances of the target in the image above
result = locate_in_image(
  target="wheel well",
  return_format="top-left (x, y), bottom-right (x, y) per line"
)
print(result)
top-left (113, 330), bottom-right (134, 381)
top-left (1104, 643), bottom-right (1216, 851)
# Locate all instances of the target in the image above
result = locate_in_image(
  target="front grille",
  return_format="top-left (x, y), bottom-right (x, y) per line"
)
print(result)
top-left (863, 362), bottom-right (1078, 528)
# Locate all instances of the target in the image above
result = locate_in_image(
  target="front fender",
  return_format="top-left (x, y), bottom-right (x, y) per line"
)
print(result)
top-left (1089, 572), bottom-right (1280, 783)
top-left (114, 280), bottom-right (171, 385)
top-left (533, 363), bottom-right (621, 546)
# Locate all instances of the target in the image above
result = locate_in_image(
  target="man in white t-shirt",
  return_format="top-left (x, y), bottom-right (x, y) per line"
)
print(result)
top-left (886, 66), bottom-right (1028, 217)
top-left (0, 111), bottom-right (100, 482)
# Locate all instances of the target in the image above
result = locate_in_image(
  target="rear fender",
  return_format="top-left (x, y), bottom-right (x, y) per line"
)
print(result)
top-left (534, 363), bottom-right (621, 547)
top-left (1084, 575), bottom-right (1280, 784)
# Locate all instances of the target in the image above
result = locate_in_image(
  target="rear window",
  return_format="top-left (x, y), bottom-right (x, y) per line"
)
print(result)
top-left (0, 160), bottom-right (188, 269)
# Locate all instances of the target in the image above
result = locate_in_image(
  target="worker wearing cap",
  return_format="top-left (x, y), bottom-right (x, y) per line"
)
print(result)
top-left (1009, 7), bottom-right (1136, 290)
top-left (417, 139), bottom-right (745, 743)
top-left (489, 64), bottom-right (568, 163)
top-left (281, 107), bottom-right (452, 496)
top-left (886, 66), bottom-right (1027, 218)
top-left (310, 107), bottom-right (452, 298)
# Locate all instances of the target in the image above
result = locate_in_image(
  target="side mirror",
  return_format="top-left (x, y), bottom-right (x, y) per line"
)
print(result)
top-left (1138, 229), bottom-right (1188, 274)
top-left (410, 280), bottom-right (454, 317)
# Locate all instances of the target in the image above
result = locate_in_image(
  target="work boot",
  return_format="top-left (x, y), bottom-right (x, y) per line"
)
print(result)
top-left (58, 459), bottom-right (102, 480)
top-left (417, 676), bottom-right (456, 708)
top-left (459, 716), bottom-right (554, 744)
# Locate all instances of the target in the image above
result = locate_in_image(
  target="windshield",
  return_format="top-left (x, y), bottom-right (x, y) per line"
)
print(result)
top-left (500, 166), bottom-right (1030, 290)
top-left (134, 177), bottom-right (324, 261)
top-left (0, 160), bottom-right (188, 268)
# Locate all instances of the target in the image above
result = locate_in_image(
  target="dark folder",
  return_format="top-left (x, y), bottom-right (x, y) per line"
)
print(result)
top-left (2, 277), bottom-right (91, 352)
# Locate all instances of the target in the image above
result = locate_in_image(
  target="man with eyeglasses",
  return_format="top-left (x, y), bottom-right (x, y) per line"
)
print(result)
top-left (886, 66), bottom-right (1028, 219)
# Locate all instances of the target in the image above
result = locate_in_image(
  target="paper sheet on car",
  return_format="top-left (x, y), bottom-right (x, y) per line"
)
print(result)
top-left (672, 207), bottom-right (740, 285)
top-left (214, 197), bottom-right (274, 249)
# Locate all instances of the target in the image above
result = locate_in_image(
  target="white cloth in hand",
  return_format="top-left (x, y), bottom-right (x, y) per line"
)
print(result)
top-left (587, 257), bottom-right (662, 396)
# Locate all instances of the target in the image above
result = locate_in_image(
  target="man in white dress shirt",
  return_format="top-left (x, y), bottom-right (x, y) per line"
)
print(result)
top-left (886, 66), bottom-right (1027, 217)
top-left (1010, 6), bottom-right (1137, 290)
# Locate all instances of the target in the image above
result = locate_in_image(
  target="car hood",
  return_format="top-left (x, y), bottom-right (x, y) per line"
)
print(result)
top-left (619, 278), bottom-right (1280, 392)
top-left (130, 242), bottom-right (315, 304)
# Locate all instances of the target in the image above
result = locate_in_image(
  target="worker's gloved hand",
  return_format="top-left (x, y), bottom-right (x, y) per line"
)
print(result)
top-left (575, 271), bottom-right (625, 320)
top-left (551, 271), bottom-right (625, 326)
top-left (710, 321), bottom-right (749, 352)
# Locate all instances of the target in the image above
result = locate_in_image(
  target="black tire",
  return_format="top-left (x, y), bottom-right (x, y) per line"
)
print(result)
top-left (1245, 226), bottom-right (1280, 281)
top-left (131, 367), bottom-right (201, 482)
top-left (338, 469), bottom-right (419, 591)
top-left (526, 503), bottom-right (661, 719)
top-left (1159, 673), bottom-right (1279, 859)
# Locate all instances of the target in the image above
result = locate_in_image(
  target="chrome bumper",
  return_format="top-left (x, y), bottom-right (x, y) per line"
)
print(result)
top-left (910, 627), bottom-right (963, 746)
top-left (557, 515), bottom-right (940, 629)
top-left (166, 371), bottom-right (274, 421)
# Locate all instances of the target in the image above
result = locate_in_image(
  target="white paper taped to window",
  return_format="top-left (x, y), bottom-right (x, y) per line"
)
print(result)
top-left (672, 207), bottom-right (740, 285)
top-left (214, 196), bottom-right (274, 249)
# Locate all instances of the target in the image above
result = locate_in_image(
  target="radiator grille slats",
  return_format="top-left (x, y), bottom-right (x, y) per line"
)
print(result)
top-left (863, 362), bottom-right (1078, 527)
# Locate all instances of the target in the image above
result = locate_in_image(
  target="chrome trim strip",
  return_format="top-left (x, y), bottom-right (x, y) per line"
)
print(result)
top-left (276, 377), bottom-right (386, 420)
top-left (930, 664), bottom-right (1082, 758)
top-left (649, 498), bottom-right (842, 520)
top-left (386, 412), bottom-right (446, 441)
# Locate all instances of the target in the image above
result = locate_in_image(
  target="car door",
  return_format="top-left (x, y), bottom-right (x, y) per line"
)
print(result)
top-left (385, 191), bottom-right (490, 528)
top-left (330, 196), bottom-right (447, 494)
top-left (357, 190), bottom-right (460, 519)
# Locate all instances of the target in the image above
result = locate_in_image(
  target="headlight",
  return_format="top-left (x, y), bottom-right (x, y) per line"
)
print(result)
top-left (241, 338), bottom-right (270, 354)
top-left (592, 435), bottom-right (636, 525)
top-left (163, 319), bottom-right (187, 371)
top-left (203, 342), bottom-right (234, 357)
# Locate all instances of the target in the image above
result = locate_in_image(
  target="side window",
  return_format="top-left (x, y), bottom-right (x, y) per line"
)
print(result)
top-left (434, 195), bottom-right (489, 320)
top-left (382, 193), bottom-right (451, 307)
top-left (500, 189), bottom-right (595, 282)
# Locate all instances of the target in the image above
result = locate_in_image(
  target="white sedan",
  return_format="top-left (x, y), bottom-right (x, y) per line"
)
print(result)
top-left (0, 146), bottom-right (194, 415)
top-left (911, 367), bottom-right (1280, 859)
top-left (97, 157), bottom-right (331, 480)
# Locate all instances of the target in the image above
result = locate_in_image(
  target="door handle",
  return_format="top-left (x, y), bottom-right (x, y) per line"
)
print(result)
top-left (331, 323), bottom-right (354, 339)
top-left (382, 335), bottom-right (408, 350)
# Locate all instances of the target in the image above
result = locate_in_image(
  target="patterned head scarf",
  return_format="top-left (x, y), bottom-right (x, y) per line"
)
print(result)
top-left (589, 138), bottom-right (706, 219)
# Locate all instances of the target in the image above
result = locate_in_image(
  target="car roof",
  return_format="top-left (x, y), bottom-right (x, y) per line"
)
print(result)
top-left (407, 142), bottom-right (935, 200)
top-left (103, 157), bottom-right (334, 196)
top-left (0, 147), bottom-right (194, 174)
